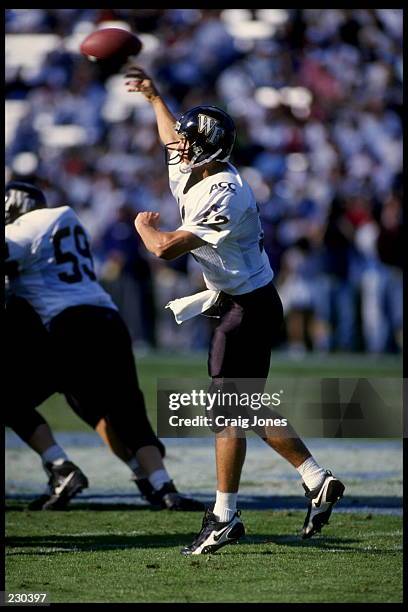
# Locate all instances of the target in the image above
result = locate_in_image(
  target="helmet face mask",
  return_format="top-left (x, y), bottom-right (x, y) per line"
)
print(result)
top-left (5, 181), bottom-right (46, 225)
top-left (164, 133), bottom-right (194, 167)
top-left (165, 106), bottom-right (236, 174)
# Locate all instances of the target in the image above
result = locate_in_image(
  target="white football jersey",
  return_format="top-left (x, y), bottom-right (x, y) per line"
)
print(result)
top-left (169, 161), bottom-right (273, 294)
top-left (5, 206), bottom-right (117, 326)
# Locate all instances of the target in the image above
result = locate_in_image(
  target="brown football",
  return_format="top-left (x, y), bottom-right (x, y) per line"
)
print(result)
top-left (80, 28), bottom-right (142, 61)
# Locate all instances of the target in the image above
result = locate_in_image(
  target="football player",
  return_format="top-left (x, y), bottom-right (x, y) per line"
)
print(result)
top-left (5, 180), bottom-right (204, 512)
top-left (125, 67), bottom-right (345, 553)
top-left (5, 294), bottom-right (89, 509)
top-left (5, 295), bottom-right (155, 509)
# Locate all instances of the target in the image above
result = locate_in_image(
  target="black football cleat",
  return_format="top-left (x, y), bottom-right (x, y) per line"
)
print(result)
top-left (302, 470), bottom-right (345, 539)
top-left (28, 461), bottom-right (89, 511)
top-left (132, 476), bottom-right (204, 511)
top-left (131, 475), bottom-right (162, 507)
top-left (28, 494), bottom-right (52, 511)
top-left (153, 481), bottom-right (205, 512)
top-left (181, 509), bottom-right (245, 555)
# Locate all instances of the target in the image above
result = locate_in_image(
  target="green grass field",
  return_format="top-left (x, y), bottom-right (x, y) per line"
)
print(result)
top-left (6, 352), bottom-right (403, 603)
top-left (5, 503), bottom-right (403, 603)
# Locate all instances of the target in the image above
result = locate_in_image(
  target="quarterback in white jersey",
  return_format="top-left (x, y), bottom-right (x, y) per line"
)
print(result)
top-left (126, 66), bottom-right (345, 554)
top-left (169, 159), bottom-right (273, 296)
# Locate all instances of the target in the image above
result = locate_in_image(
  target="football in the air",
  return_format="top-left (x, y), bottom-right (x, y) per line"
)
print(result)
top-left (80, 28), bottom-right (143, 61)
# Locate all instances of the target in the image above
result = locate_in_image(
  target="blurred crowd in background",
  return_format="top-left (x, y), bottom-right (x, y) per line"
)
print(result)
top-left (5, 9), bottom-right (403, 354)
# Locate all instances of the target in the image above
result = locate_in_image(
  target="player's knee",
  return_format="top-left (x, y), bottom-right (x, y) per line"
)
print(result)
top-left (7, 409), bottom-right (47, 443)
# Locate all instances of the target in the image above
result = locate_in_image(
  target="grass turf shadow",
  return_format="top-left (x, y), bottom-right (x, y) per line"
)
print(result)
top-left (6, 532), bottom-right (204, 553)
top-left (5, 532), bottom-right (368, 555)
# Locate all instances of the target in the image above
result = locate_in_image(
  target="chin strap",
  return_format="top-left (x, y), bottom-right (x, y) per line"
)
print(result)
top-left (179, 148), bottom-right (224, 174)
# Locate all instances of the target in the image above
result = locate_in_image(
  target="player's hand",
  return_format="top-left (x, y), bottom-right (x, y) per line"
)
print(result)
top-left (135, 211), bottom-right (160, 231)
top-left (125, 66), bottom-right (159, 102)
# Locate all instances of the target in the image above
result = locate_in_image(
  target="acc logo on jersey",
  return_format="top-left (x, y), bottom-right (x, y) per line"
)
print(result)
top-left (209, 182), bottom-right (237, 194)
top-left (198, 114), bottom-right (224, 145)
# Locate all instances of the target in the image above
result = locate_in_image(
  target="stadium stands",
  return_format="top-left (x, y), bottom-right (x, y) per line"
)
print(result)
top-left (5, 9), bottom-right (402, 353)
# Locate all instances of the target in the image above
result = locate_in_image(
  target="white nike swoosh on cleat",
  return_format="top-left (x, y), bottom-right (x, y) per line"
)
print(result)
top-left (193, 525), bottom-right (236, 554)
top-left (213, 525), bottom-right (235, 542)
top-left (54, 472), bottom-right (76, 495)
top-left (313, 477), bottom-right (335, 507)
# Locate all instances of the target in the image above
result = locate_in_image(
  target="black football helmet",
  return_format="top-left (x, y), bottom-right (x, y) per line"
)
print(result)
top-left (5, 181), bottom-right (47, 225)
top-left (165, 106), bottom-right (236, 173)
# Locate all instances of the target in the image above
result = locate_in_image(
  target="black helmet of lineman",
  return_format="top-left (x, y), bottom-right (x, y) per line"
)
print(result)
top-left (165, 105), bottom-right (236, 173)
top-left (5, 181), bottom-right (47, 225)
